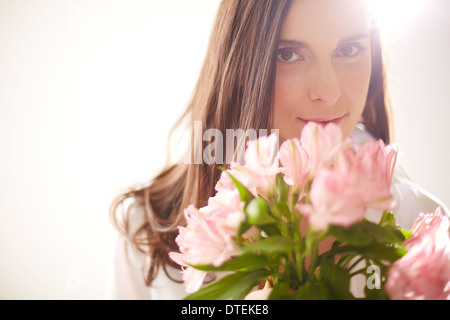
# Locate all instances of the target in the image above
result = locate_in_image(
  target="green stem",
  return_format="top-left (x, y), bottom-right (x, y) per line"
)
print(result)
top-left (335, 254), bottom-right (351, 267)
top-left (269, 199), bottom-right (282, 220)
top-left (307, 232), bottom-right (319, 278)
top-left (347, 256), bottom-right (365, 272)
top-left (290, 192), bottom-right (299, 220)
top-left (378, 210), bottom-right (390, 225)
top-left (304, 182), bottom-right (311, 205)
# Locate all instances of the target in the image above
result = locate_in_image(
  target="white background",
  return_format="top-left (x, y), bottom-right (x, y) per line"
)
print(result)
top-left (0, 0), bottom-right (448, 299)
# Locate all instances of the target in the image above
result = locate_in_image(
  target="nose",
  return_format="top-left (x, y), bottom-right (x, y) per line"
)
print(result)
top-left (308, 62), bottom-right (341, 106)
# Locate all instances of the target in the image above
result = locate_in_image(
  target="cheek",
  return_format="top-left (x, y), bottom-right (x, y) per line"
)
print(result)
top-left (274, 72), bottom-right (302, 113)
top-left (339, 58), bottom-right (372, 137)
top-left (273, 70), bottom-right (308, 139)
top-left (273, 66), bottom-right (311, 119)
top-left (341, 58), bottom-right (372, 110)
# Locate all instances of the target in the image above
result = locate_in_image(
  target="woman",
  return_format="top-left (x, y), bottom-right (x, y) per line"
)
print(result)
top-left (106, 0), bottom-right (448, 299)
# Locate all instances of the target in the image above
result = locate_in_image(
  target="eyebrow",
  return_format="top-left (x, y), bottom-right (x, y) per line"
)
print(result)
top-left (278, 33), bottom-right (370, 48)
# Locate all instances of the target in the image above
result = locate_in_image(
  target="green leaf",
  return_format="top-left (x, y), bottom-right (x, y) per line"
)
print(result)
top-left (329, 243), bottom-right (406, 262)
top-left (293, 281), bottom-right (333, 300)
top-left (319, 258), bottom-right (353, 300)
top-left (237, 221), bottom-right (252, 239)
top-left (380, 212), bottom-right (396, 227)
top-left (246, 197), bottom-right (276, 226)
top-left (364, 282), bottom-right (389, 300)
top-left (399, 228), bottom-right (412, 240)
top-left (259, 223), bottom-right (282, 237)
top-left (241, 235), bottom-right (296, 254)
top-left (365, 288), bottom-right (389, 300)
top-left (190, 253), bottom-right (272, 272)
top-left (294, 282), bottom-right (315, 300)
top-left (219, 167), bottom-right (254, 204)
top-left (277, 202), bottom-right (291, 221)
top-left (276, 173), bottom-right (289, 203)
top-left (268, 281), bottom-right (291, 300)
top-left (328, 220), bottom-right (405, 247)
top-left (183, 269), bottom-right (270, 300)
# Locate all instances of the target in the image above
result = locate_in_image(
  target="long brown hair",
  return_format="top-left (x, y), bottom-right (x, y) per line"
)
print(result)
top-left (110, 0), bottom-right (392, 286)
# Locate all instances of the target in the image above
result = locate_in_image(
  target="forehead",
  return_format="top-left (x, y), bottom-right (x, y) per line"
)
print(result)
top-left (281, 0), bottom-right (370, 44)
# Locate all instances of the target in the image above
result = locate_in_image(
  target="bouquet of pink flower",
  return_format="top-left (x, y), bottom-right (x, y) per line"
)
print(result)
top-left (169, 122), bottom-right (450, 300)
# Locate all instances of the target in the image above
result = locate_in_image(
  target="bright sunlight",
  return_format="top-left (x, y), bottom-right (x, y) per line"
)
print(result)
top-left (366, 0), bottom-right (429, 38)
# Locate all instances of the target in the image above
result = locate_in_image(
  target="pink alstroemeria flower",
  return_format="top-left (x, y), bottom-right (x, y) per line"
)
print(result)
top-left (200, 188), bottom-right (246, 235)
top-left (385, 207), bottom-right (450, 300)
top-left (300, 122), bottom-right (350, 178)
top-left (296, 151), bottom-right (368, 230)
top-left (278, 138), bottom-right (310, 195)
top-left (297, 135), bottom-right (398, 231)
top-left (279, 122), bottom-right (351, 197)
top-left (229, 134), bottom-right (279, 199)
top-left (215, 170), bottom-right (236, 193)
top-left (353, 139), bottom-right (398, 211)
top-left (169, 203), bottom-right (241, 293)
top-left (168, 251), bottom-right (208, 294)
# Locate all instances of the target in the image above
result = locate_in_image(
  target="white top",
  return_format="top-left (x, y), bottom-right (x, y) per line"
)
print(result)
top-left (104, 125), bottom-right (449, 300)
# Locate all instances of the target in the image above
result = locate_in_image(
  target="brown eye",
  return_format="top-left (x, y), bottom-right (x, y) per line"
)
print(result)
top-left (277, 49), bottom-right (303, 64)
top-left (280, 52), bottom-right (294, 61)
top-left (340, 46), bottom-right (357, 56)
top-left (336, 43), bottom-right (367, 58)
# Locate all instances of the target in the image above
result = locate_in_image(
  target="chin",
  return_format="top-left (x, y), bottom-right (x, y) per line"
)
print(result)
top-left (339, 121), bottom-right (359, 140)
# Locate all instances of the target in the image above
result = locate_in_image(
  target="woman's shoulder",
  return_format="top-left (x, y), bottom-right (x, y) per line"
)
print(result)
top-left (106, 193), bottom-right (188, 299)
top-left (390, 167), bottom-right (449, 229)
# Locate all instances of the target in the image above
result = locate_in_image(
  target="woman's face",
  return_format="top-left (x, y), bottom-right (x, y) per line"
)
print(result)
top-left (273, 0), bottom-right (372, 141)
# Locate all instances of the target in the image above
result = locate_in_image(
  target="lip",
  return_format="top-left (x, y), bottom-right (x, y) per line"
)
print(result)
top-left (297, 114), bottom-right (347, 125)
